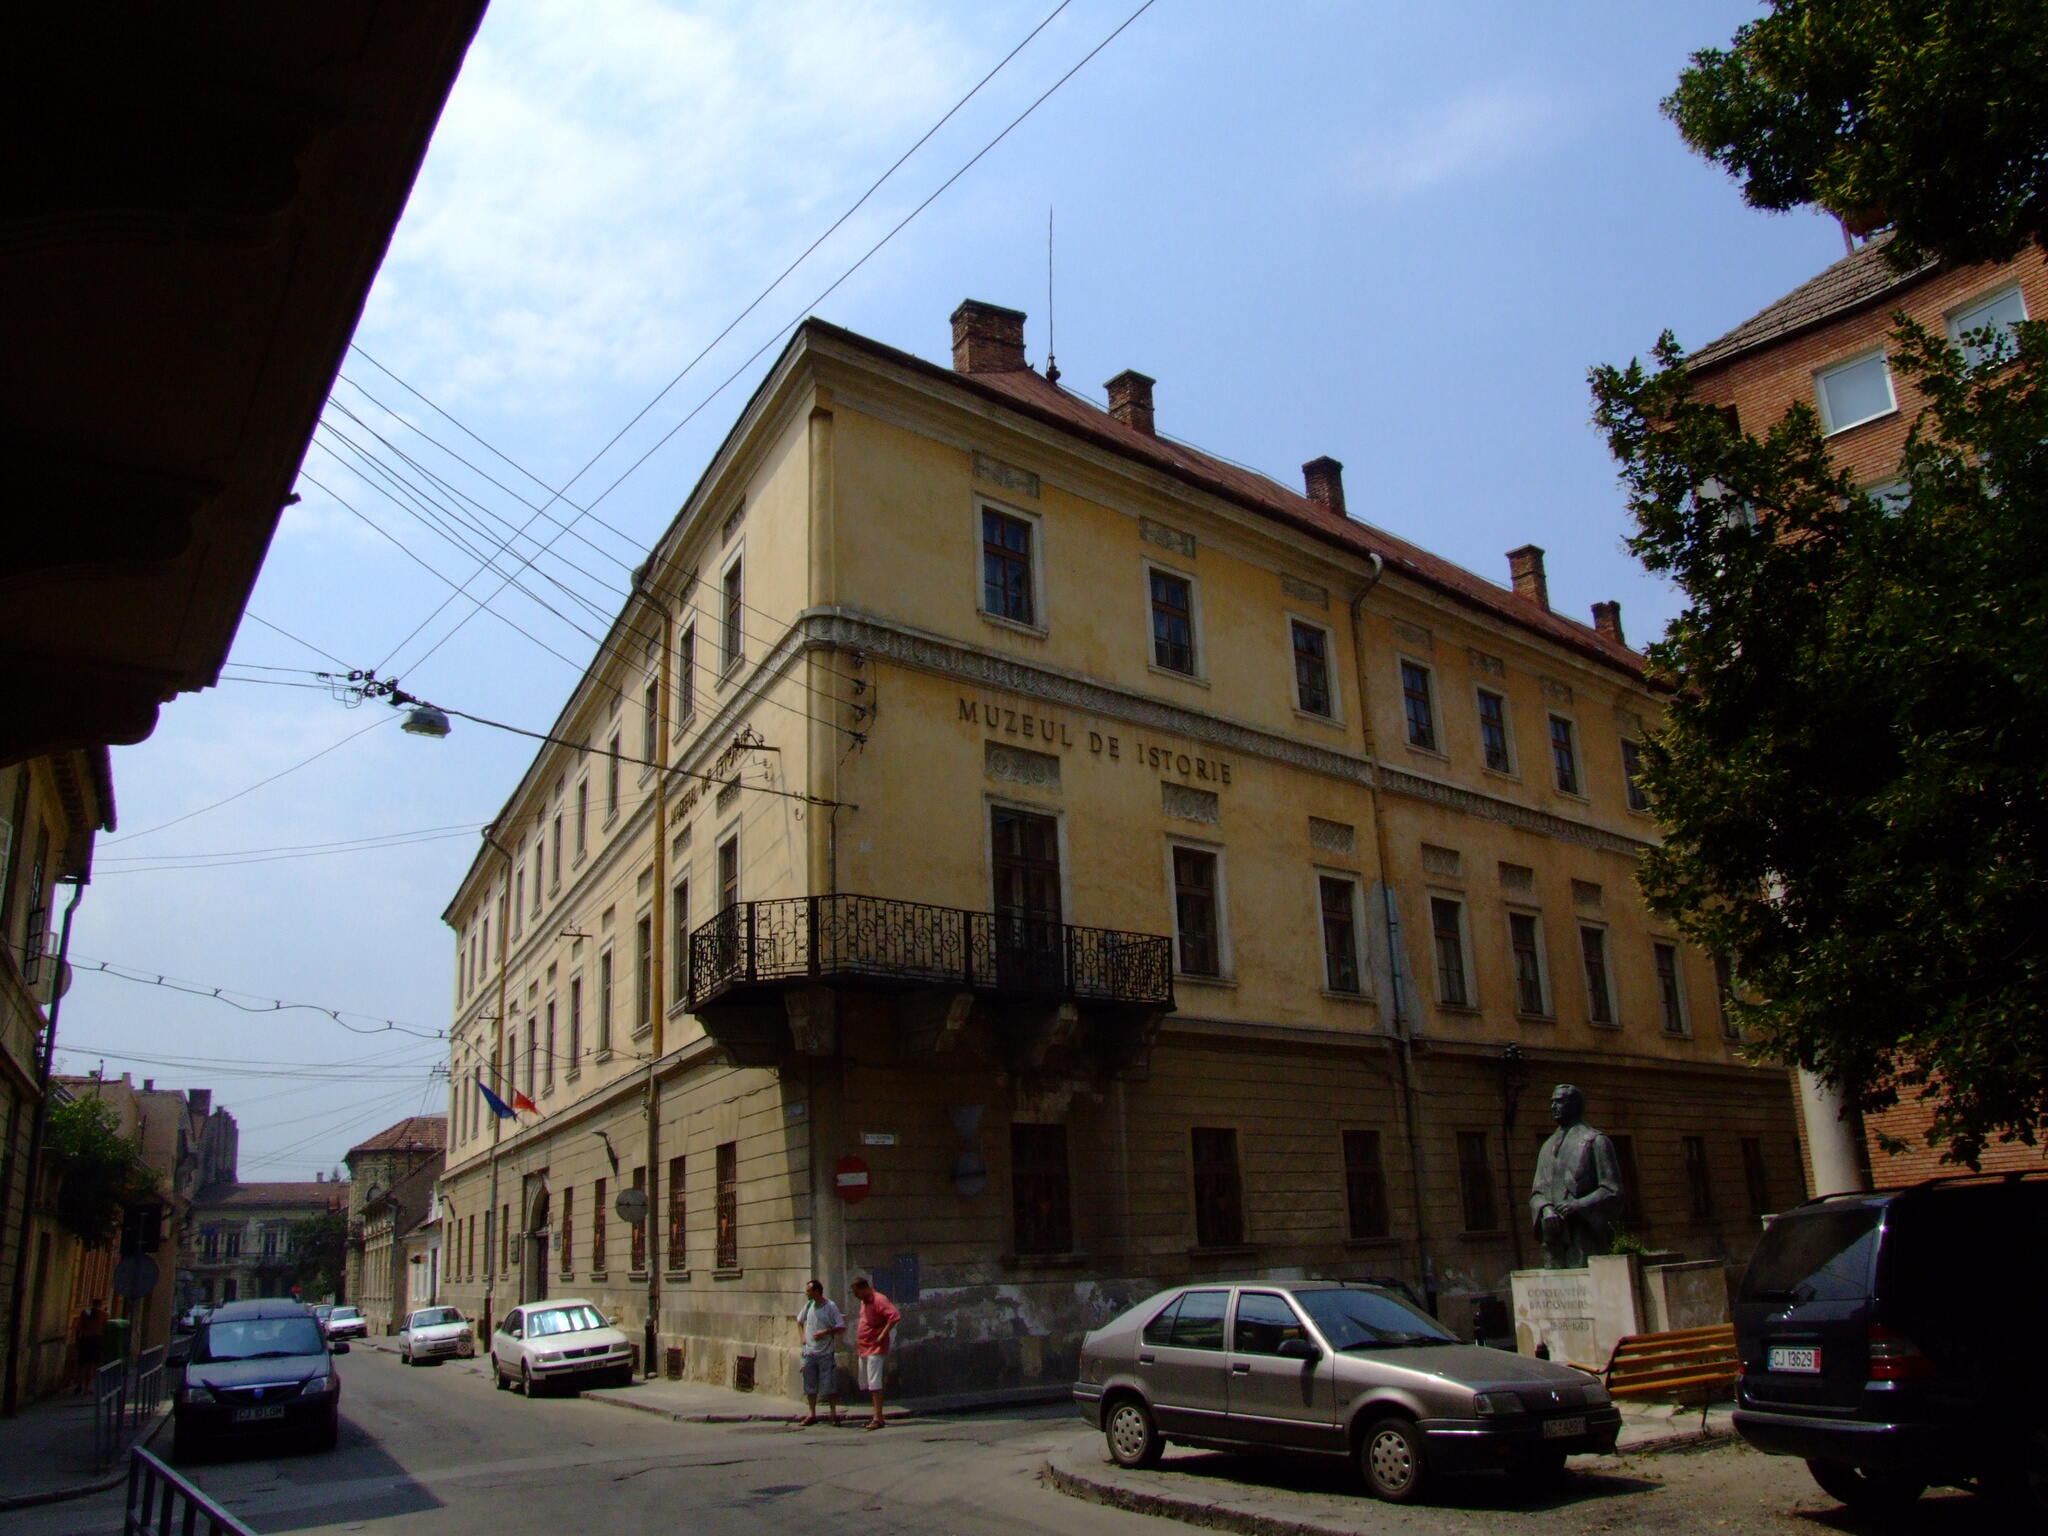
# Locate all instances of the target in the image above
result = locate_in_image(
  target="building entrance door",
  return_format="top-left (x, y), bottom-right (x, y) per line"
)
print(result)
top-left (991, 806), bottom-right (1062, 992)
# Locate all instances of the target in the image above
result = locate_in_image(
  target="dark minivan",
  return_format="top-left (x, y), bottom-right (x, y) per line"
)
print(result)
top-left (174, 1298), bottom-right (345, 1459)
top-left (1733, 1172), bottom-right (2046, 1518)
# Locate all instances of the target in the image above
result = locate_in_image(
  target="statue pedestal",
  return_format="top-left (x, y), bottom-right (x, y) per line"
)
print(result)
top-left (1510, 1254), bottom-right (1643, 1368)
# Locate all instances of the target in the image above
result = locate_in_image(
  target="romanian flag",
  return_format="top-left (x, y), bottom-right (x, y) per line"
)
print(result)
top-left (478, 1082), bottom-right (515, 1119)
top-left (511, 1089), bottom-right (539, 1114)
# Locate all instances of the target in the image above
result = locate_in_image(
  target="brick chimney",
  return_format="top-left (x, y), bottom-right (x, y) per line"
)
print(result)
top-left (1507, 545), bottom-right (1549, 609)
top-left (1104, 370), bottom-right (1156, 435)
top-left (950, 300), bottom-right (1027, 373)
top-left (1302, 456), bottom-right (1345, 515)
top-left (1591, 600), bottom-right (1624, 644)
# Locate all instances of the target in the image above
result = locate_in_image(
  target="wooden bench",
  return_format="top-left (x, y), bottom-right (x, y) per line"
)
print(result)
top-left (1575, 1323), bottom-right (1738, 1405)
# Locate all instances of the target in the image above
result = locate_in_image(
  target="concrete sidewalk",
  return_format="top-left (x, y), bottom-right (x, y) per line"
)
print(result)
top-left (0, 1389), bottom-right (169, 1511)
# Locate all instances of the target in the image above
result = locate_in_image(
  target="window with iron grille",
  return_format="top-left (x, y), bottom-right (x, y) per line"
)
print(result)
top-left (1430, 896), bottom-right (1469, 1006)
top-left (723, 559), bottom-right (744, 673)
top-left (1292, 620), bottom-right (1332, 716)
top-left (1011, 1123), bottom-right (1073, 1256)
top-left (1509, 912), bottom-right (1546, 1014)
top-left (630, 1166), bottom-right (647, 1271)
top-left (592, 1178), bottom-right (607, 1273)
top-left (560, 1188), bottom-right (574, 1277)
top-left (1549, 715), bottom-right (1580, 794)
top-left (1400, 662), bottom-right (1436, 751)
top-left (1172, 845), bottom-right (1222, 976)
top-left (1580, 926), bottom-right (1614, 1024)
top-left (1191, 1127), bottom-right (1244, 1248)
top-left (1456, 1131), bottom-right (1496, 1232)
top-left (1683, 1136), bottom-right (1714, 1218)
top-left (1612, 1133), bottom-right (1645, 1231)
top-left (716, 1141), bottom-right (738, 1270)
top-left (1654, 943), bottom-right (1686, 1033)
top-left (1477, 688), bottom-right (1512, 773)
top-left (1150, 569), bottom-right (1195, 674)
top-left (1620, 738), bottom-right (1649, 811)
top-left (1740, 1137), bottom-right (1769, 1216)
top-left (1319, 876), bottom-right (1361, 993)
top-left (981, 508), bottom-right (1034, 625)
top-left (667, 1156), bottom-right (686, 1270)
top-left (1342, 1130), bottom-right (1389, 1239)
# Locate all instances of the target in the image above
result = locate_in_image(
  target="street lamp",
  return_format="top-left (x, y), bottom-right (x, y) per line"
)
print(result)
top-left (401, 704), bottom-right (451, 738)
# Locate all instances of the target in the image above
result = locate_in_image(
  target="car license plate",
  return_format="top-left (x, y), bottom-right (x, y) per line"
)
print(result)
top-left (1541, 1416), bottom-right (1586, 1439)
top-left (232, 1406), bottom-right (286, 1423)
top-left (1768, 1346), bottom-right (1821, 1374)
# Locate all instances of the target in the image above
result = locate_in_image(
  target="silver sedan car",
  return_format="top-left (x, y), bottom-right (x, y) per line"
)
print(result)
top-left (1074, 1281), bottom-right (1619, 1503)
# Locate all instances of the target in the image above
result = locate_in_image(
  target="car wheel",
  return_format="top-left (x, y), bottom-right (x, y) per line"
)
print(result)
top-left (494, 1360), bottom-right (510, 1391)
top-left (401, 1349), bottom-right (412, 1366)
top-left (1360, 1416), bottom-right (1430, 1504)
top-left (1104, 1396), bottom-right (1163, 1470)
top-left (520, 1362), bottom-right (537, 1397)
top-left (1806, 1460), bottom-right (1926, 1511)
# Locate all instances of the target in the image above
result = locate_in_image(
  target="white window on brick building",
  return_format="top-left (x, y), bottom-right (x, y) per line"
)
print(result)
top-left (1815, 350), bottom-right (1896, 434)
top-left (1946, 283), bottom-right (2027, 368)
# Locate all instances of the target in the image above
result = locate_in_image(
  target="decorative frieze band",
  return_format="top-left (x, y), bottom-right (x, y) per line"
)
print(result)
top-left (1140, 518), bottom-right (1197, 559)
top-left (1379, 766), bottom-right (1647, 857)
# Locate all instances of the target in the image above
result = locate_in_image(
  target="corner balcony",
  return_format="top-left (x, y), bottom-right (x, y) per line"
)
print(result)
top-left (686, 894), bottom-right (1174, 1071)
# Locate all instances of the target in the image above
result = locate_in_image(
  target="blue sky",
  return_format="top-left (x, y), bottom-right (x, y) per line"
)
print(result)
top-left (61, 1), bottom-right (1848, 1178)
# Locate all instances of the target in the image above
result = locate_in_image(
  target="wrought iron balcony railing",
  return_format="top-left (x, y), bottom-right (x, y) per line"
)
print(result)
top-left (687, 894), bottom-right (1174, 1014)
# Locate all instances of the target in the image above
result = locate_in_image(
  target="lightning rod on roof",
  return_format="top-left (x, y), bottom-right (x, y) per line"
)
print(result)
top-left (1044, 204), bottom-right (1060, 385)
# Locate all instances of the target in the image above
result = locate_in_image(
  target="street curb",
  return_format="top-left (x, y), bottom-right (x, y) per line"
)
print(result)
top-left (0, 1407), bottom-right (170, 1512)
top-left (580, 1387), bottom-right (905, 1425)
top-left (1042, 1453), bottom-right (1357, 1536)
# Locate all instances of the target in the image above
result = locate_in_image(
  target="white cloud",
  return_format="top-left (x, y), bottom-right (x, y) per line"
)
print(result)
top-left (1344, 84), bottom-right (1565, 197)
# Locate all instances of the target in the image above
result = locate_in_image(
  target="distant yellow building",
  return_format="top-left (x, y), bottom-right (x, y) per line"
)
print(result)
top-left (437, 301), bottom-right (1798, 1397)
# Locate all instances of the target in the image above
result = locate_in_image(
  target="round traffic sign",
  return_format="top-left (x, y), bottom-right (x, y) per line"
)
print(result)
top-left (834, 1155), bottom-right (870, 1205)
top-left (112, 1254), bottom-right (159, 1299)
top-left (614, 1187), bottom-right (649, 1225)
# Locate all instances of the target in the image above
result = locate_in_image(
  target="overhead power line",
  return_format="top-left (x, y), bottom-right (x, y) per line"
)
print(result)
top-left (66, 954), bottom-right (447, 1041)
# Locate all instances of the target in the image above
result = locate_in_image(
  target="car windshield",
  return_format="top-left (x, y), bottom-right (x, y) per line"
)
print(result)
top-left (1294, 1287), bottom-right (1458, 1349)
top-left (410, 1307), bottom-right (465, 1329)
top-left (1740, 1207), bottom-right (1882, 1304)
top-left (330, 1308), bottom-right (361, 1321)
top-left (526, 1305), bottom-right (606, 1337)
top-left (200, 1317), bottom-right (326, 1362)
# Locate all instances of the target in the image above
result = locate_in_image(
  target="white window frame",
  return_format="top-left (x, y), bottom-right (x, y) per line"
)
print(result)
top-left (1426, 888), bottom-right (1476, 1010)
top-left (973, 498), bottom-right (1046, 637)
top-left (1164, 836), bottom-right (1231, 981)
top-left (1312, 867), bottom-right (1369, 997)
top-left (1286, 614), bottom-right (1341, 723)
top-left (1505, 906), bottom-right (1552, 1018)
top-left (1398, 655), bottom-right (1441, 755)
top-left (1474, 683), bottom-right (1516, 778)
top-left (1945, 282), bottom-right (2028, 365)
top-left (1142, 559), bottom-right (1205, 684)
top-left (1814, 348), bottom-right (1897, 435)
top-left (1652, 939), bottom-right (1690, 1037)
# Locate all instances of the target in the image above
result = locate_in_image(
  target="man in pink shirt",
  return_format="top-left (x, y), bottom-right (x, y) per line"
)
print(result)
top-left (848, 1276), bottom-right (900, 1430)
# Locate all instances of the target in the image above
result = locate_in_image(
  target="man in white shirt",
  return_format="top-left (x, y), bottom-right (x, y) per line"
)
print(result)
top-left (793, 1278), bottom-right (845, 1426)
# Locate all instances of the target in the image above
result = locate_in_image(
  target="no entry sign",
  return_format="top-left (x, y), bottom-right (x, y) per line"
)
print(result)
top-left (834, 1155), bottom-right (871, 1204)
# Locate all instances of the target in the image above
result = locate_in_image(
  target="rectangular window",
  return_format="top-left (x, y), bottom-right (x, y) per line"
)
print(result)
top-left (1477, 689), bottom-right (1512, 773)
top-left (1715, 953), bottom-right (1739, 1039)
top-left (1612, 1134), bottom-right (1644, 1231)
top-left (1318, 875), bottom-right (1361, 994)
top-left (1655, 942), bottom-right (1686, 1034)
top-left (501, 1202), bottom-right (511, 1273)
top-left (981, 508), bottom-right (1034, 625)
top-left (524, 1017), bottom-right (537, 1098)
top-left (1509, 911), bottom-right (1547, 1015)
top-left (1816, 350), bottom-right (1896, 434)
top-left (1149, 569), bottom-right (1196, 674)
top-left (1549, 715), bottom-right (1580, 794)
top-left (722, 560), bottom-right (744, 673)
top-left (1430, 896), bottom-right (1469, 1007)
top-left (1740, 1137), bottom-right (1769, 1217)
top-left (560, 1188), bottom-right (574, 1278)
top-left (513, 867), bottom-right (525, 934)
top-left (1010, 1123), bottom-right (1073, 1256)
top-left (1400, 661), bottom-right (1436, 751)
top-left (1457, 1131), bottom-right (1497, 1232)
top-left (676, 628), bottom-right (696, 724)
top-left (598, 949), bottom-right (615, 1051)
top-left (225, 1229), bottom-right (241, 1259)
top-left (575, 780), bottom-right (589, 855)
top-left (568, 976), bottom-right (583, 1066)
top-left (1683, 1135), bottom-right (1713, 1219)
top-left (592, 1178), bottom-right (607, 1273)
top-left (1171, 845), bottom-right (1222, 977)
top-left (531, 847), bottom-right (542, 916)
top-left (1947, 283), bottom-right (2028, 367)
top-left (634, 915), bottom-right (652, 1033)
top-left (1291, 620), bottom-right (1332, 717)
top-left (1342, 1129), bottom-right (1389, 1239)
top-left (550, 814), bottom-right (563, 890)
top-left (543, 1001), bottom-right (556, 1093)
top-left (1580, 926), bottom-right (1615, 1024)
top-left (718, 834), bottom-right (739, 912)
top-left (1620, 738), bottom-right (1649, 812)
top-left (715, 1141), bottom-right (738, 1270)
top-left (606, 733), bottom-right (621, 818)
top-left (671, 878), bottom-right (690, 1004)
top-left (630, 1166), bottom-right (647, 1272)
top-left (1190, 1127), bottom-right (1244, 1249)
top-left (667, 1155), bottom-right (686, 1270)
top-left (642, 679), bottom-right (659, 766)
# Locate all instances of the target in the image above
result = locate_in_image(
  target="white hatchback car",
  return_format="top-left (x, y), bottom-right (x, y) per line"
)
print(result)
top-left (490, 1299), bottom-right (634, 1396)
top-left (398, 1305), bottom-right (476, 1366)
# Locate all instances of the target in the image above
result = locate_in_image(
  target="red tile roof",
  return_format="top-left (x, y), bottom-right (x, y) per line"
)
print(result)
top-left (347, 1115), bottom-right (447, 1155)
top-left (808, 321), bottom-right (1648, 681)
top-left (1688, 233), bottom-right (1935, 372)
top-left (194, 1181), bottom-right (349, 1210)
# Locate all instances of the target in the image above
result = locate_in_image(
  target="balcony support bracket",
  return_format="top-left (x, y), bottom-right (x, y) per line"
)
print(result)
top-left (785, 985), bottom-right (838, 1055)
top-left (899, 991), bottom-right (974, 1058)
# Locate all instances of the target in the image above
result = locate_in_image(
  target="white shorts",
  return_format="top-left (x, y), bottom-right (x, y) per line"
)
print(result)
top-left (856, 1353), bottom-right (887, 1392)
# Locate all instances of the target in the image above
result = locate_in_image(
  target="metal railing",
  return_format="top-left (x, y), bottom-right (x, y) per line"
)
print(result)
top-left (125, 1446), bottom-right (260, 1536)
top-left (92, 1358), bottom-right (128, 1468)
top-left (687, 894), bottom-right (1174, 1013)
top-left (129, 1345), bottom-right (167, 1433)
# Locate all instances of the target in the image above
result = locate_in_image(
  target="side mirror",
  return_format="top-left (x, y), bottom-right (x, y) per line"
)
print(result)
top-left (330, 1341), bottom-right (350, 1354)
top-left (1276, 1338), bottom-right (1320, 1361)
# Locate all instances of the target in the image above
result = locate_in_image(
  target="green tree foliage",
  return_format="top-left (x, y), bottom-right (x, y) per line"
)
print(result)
top-left (1666, 0), bottom-right (2048, 270)
top-left (289, 1210), bottom-right (348, 1302)
top-left (1590, 315), bottom-right (2048, 1165)
top-left (44, 1094), bottom-right (158, 1247)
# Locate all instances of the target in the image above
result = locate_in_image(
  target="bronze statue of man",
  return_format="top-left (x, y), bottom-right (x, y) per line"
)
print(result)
top-left (1528, 1083), bottom-right (1623, 1268)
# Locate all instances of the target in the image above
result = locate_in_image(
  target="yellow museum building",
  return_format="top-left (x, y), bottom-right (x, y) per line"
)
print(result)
top-left (434, 300), bottom-right (1798, 1397)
